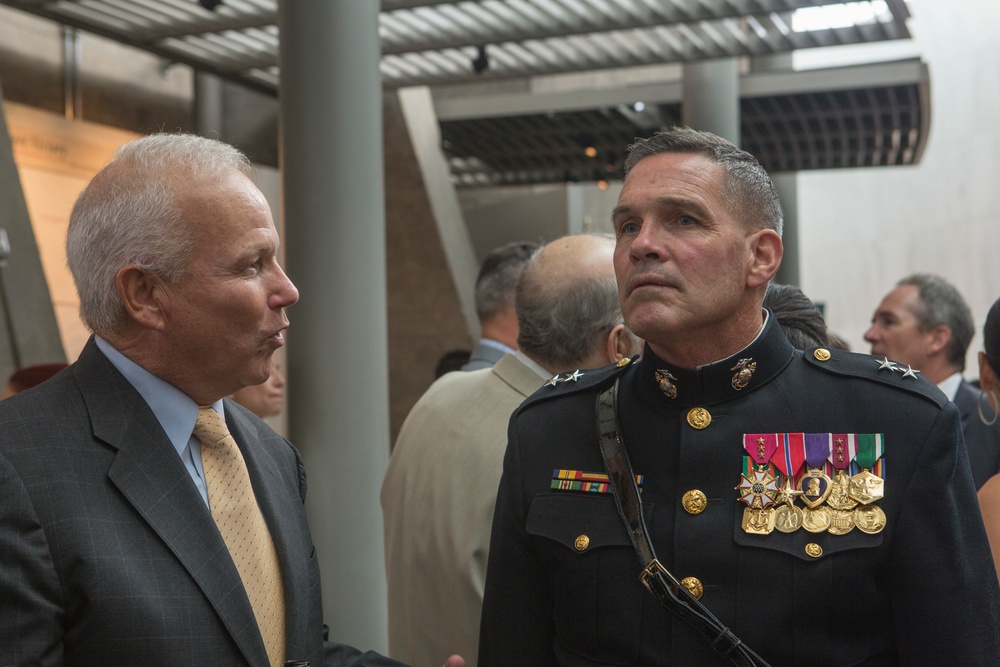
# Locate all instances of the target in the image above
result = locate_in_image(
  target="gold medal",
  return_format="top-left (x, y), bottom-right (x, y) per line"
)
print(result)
top-left (802, 506), bottom-right (832, 533)
top-left (849, 469), bottom-right (885, 504)
top-left (774, 504), bottom-right (803, 533)
top-left (741, 507), bottom-right (776, 535)
top-left (826, 470), bottom-right (858, 510)
top-left (798, 468), bottom-right (833, 508)
top-left (854, 504), bottom-right (887, 534)
top-left (827, 508), bottom-right (855, 535)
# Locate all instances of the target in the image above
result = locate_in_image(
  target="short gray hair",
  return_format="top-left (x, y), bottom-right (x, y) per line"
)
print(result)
top-left (516, 237), bottom-right (623, 368)
top-left (624, 126), bottom-right (783, 236)
top-left (67, 133), bottom-right (253, 336)
top-left (897, 273), bottom-right (974, 370)
top-left (474, 241), bottom-right (540, 322)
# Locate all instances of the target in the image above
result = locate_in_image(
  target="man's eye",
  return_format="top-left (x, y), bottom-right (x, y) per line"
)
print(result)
top-left (619, 221), bottom-right (639, 235)
top-left (678, 215), bottom-right (695, 226)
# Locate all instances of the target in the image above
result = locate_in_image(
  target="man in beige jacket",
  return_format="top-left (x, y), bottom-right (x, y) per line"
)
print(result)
top-left (381, 234), bottom-right (639, 667)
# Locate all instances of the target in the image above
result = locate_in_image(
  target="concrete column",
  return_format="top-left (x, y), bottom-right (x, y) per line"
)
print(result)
top-left (682, 58), bottom-right (740, 145)
top-left (278, 1), bottom-right (389, 653)
top-left (193, 72), bottom-right (225, 138)
top-left (751, 54), bottom-right (800, 287)
top-left (772, 173), bottom-right (800, 286)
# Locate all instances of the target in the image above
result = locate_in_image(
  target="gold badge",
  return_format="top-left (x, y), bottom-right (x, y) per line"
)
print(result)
top-left (849, 470), bottom-right (885, 504)
top-left (813, 348), bottom-right (832, 362)
top-left (854, 505), bottom-right (887, 534)
top-left (774, 504), bottom-right (804, 533)
top-left (805, 543), bottom-right (823, 558)
top-left (655, 369), bottom-right (678, 399)
top-left (616, 357), bottom-right (631, 367)
top-left (802, 506), bottom-right (832, 533)
top-left (741, 507), bottom-right (776, 535)
top-left (687, 407), bottom-right (711, 429)
top-left (680, 576), bottom-right (704, 600)
top-left (574, 534), bottom-right (590, 551)
top-left (827, 508), bottom-right (856, 535)
top-left (682, 489), bottom-right (708, 515)
top-left (730, 358), bottom-right (756, 390)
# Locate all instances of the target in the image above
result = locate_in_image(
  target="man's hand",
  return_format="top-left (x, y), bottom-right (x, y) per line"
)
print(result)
top-left (442, 655), bottom-right (465, 667)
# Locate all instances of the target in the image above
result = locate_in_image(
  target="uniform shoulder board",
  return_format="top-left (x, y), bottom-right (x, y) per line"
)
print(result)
top-left (520, 355), bottom-right (636, 410)
top-left (802, 346), bottom-right (947, 408)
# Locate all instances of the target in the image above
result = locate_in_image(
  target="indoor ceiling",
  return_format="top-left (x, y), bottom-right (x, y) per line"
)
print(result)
top-left (0, 0), bottom-right (927, 186)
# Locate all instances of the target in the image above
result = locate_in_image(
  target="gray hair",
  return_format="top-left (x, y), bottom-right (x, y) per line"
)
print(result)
top-left (624, 126), bottom-right (784, 236)
top-left (897, 274), bottom-right (975, 370)
top-left (67, 133), bottom-right (253, 336)
top-left (474, 241), bottom-right (540, 322)
top-left (516, 239), bottom-right (623, 368)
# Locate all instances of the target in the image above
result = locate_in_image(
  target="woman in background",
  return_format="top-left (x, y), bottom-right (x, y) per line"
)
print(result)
top-left (230, 358), bottom-right (286, 418)
top-left (975, 297), bottom-right (1000, 577)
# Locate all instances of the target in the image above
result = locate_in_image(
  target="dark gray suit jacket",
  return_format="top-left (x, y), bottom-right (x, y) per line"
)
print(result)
top-left (954, 379), bottom-right (1000, 489)
top-left (0, 338), bottom-right (401, 667)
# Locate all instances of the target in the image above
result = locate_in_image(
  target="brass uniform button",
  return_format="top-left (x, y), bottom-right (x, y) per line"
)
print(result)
top-left (574, 534), bottom-right (590, 552)
top-left (680, 576), bottom-right (704, 600)
top-left (686, 407), bottom-right (711, 429)
top-left (805, 543), bottom-right (823, 558)
top-left (813, 348), bottom-right (831, 362)
top-left (682, 489), bottom-right (708, 515)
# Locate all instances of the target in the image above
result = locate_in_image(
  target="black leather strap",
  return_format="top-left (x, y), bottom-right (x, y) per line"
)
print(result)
top-left (596, 379), bottom-right (772, 667)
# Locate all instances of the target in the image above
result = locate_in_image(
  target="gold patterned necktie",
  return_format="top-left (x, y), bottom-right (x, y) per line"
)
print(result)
top-left (194, 406), bottom-right (286, 667)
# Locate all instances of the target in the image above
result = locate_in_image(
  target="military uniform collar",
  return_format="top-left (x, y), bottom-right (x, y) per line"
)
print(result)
top-left (636, 310), bottom-right (794, 407)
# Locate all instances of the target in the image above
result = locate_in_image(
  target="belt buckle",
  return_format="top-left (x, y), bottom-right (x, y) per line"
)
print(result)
top-left (640, 558), bottom-right (668, 593)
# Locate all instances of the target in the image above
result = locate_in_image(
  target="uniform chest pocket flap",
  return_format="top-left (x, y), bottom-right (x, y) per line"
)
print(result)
top-left (526, 493), bottom-right (655, 553)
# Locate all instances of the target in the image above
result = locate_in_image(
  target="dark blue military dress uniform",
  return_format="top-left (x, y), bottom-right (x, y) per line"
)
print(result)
top-left (479, 313), bottom-right (1000, 666)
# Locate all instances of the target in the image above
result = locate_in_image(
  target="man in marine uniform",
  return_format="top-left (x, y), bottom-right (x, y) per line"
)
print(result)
top-left (479, 127), bottom-right (1000, 666)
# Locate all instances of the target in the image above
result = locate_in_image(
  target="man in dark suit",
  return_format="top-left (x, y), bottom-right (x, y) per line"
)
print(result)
top-left (0, 134), bottom-right (464, 667)
top-left (479, 127), bottom-right (1000, 666)
top-left (865, 273), bottom-right (1000, 488)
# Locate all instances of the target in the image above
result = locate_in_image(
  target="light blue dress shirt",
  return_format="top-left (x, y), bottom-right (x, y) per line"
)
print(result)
top-left (95, 336), bottom-right (219, 506)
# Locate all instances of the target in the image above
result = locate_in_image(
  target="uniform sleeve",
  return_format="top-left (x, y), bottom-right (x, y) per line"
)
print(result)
top-left (891, 402), bottom-right (1000, 661)
top-left (0, 451), bottom-right (64, 666)
top-left (478, 418), bottom-right (557, 666)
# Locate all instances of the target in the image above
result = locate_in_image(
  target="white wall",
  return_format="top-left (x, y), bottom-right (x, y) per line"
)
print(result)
top-left (796, 0), bottom-right (1000, 376)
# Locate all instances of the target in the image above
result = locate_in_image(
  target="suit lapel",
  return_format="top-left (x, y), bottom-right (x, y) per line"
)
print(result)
top-left (75, 340), bottom-right (270, 667)
top-left (953, 380), bottom-right (975, 422)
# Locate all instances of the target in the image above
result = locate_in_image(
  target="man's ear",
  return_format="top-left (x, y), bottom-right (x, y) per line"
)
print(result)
top-left (605, 323), bottom-right (638, 365)
top-left (746, 229), bottom-right (783, 289)
top-left (925, 324), bottom-right (952, 357)
top-left (116, 265), bottom-right (168, 331)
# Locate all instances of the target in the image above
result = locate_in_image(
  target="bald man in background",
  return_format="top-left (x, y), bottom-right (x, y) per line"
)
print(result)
top-left (381, 234), bottom-right (639, 667)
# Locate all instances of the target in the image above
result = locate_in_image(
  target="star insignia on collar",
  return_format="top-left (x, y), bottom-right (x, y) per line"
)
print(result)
top-left (875, 357), bottom-right (898, 372)
top-left (545, 375), bottom-right (561, 387)
top-left (900, 365), bottom-right (921, 379)
top-left (564, 369), bottom-right (584, 382)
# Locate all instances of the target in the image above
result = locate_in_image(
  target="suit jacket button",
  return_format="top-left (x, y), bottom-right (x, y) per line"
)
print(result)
top-left (574, 534), bottom-right (590, 551)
